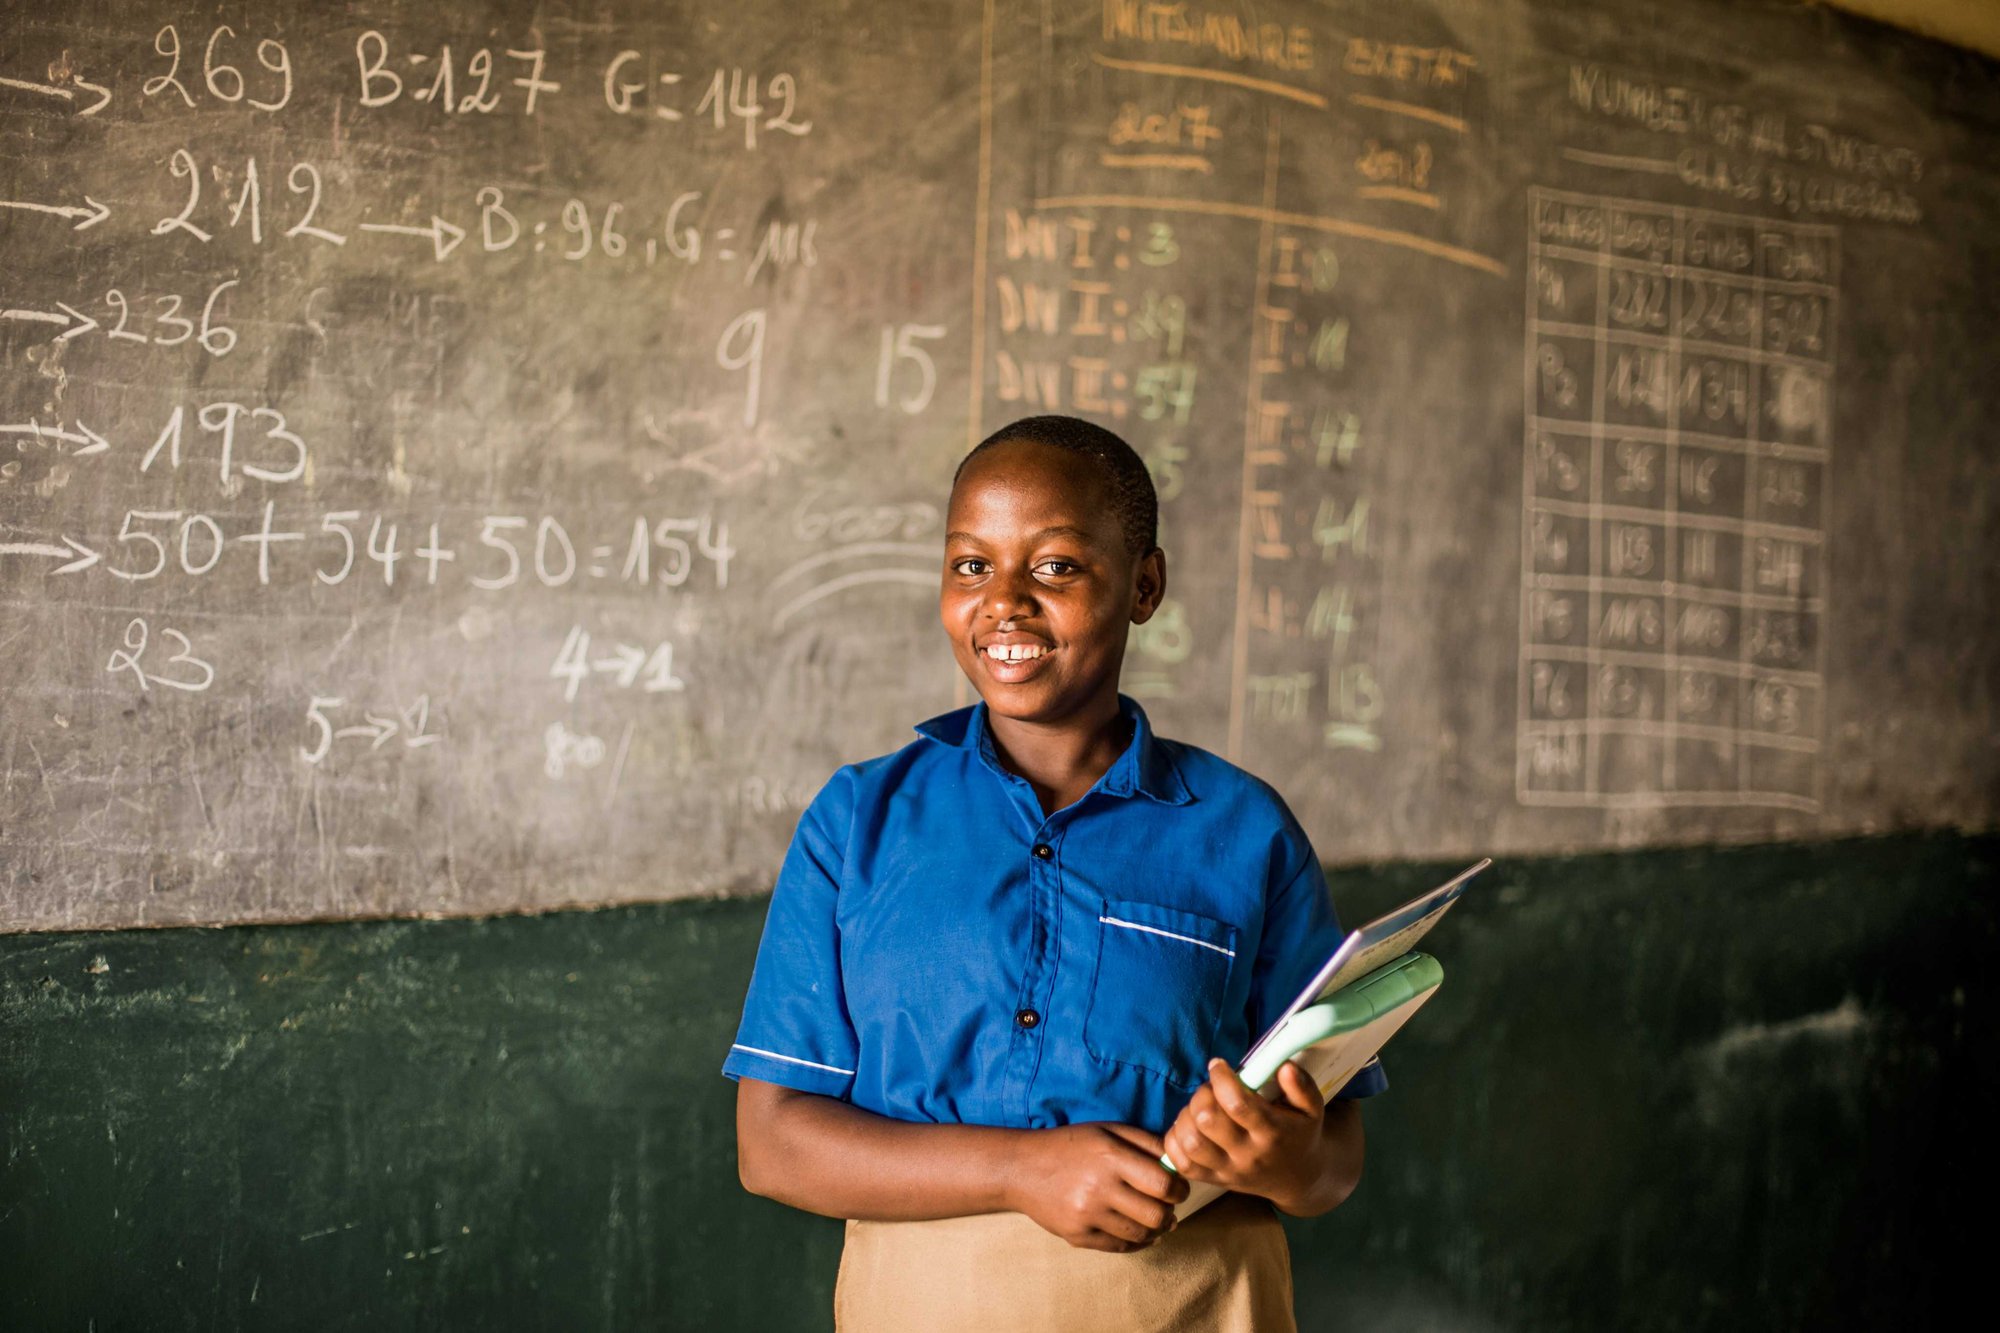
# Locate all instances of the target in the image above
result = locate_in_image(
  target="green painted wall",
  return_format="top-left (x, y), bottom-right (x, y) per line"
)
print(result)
top-left (3, 834), bottom-right (1993, 1331)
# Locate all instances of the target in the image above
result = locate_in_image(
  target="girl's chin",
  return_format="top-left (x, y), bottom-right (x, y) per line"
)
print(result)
top-left (970, 681), bottom-right (1123, 730)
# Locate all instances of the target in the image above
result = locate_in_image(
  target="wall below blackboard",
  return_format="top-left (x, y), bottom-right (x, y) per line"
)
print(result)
top-left (3, 833), bottom-right (1993, 1331)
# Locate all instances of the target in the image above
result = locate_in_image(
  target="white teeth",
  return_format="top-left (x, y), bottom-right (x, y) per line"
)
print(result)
top-left (985, 644), bottom-right (1047, 662)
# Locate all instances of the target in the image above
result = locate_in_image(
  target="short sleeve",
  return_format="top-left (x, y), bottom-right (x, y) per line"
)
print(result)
top-left (1247, 852), bottom-right (1389, 1100)
top-left (721, 768), bottom-right (861, 1098)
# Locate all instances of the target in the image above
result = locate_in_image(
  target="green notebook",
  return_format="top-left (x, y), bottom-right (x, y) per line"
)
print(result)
top-left (1237, 951), bottom-right (1444, 1093)
top-left (1164, 857), bottom-right (1488, 1219)
top-left (1167, 953), bottom-right (1446, 1220)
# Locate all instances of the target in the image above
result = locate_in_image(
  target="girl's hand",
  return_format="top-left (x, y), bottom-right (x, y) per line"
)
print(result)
top-left (1007, 1122), bottom-right (1191, 1252)
top-left (1163, 1059), bottom-right (1328, 1210)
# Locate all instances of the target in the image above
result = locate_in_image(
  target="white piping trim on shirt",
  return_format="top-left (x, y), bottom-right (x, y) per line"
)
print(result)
top-left (731, 1043), bottom-right (856, 1077)
top-left (1097, 915), bottom-right (1236, 958)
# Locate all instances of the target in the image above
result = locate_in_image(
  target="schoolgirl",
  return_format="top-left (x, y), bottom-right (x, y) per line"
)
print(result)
top-left (725, 415), bottom-right (1382, 1331)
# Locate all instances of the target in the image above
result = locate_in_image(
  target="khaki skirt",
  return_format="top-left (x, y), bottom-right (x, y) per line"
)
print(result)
top-left (834, 1193), bottom-right (1298, 1333)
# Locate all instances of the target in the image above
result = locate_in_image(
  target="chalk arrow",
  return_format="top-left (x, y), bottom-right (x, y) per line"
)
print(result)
top-left (3, 302), bottom-right (100, 342)
top-left (0, 73), bottom-right (111, 115)
top-left (592, 644), bottom-right (647, 688)
top-left (335, 715), bottom-right (401, 748)
top-left (69, 419), bottom-right (109, 455)
top-left (0, 194), bottom-right (110, 229)
top-left (53, 302), bottom-right (99, 340)
top-left (53, 536), bottom-right (100, 574)
top-left (0, 418), bottom-right (110, 455)
top-left (358, 215), bottom-right (465, 261)
top-left (0, 536), bottom-right (101, 574)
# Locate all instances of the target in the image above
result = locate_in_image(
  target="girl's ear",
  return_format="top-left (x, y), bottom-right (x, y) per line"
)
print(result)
top-left (1130, 548), bottom-right (1167, 623)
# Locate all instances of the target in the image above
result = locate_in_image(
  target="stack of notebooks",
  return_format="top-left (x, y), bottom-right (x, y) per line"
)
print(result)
top-left (1171, 858), bottom-right (1492, 1219)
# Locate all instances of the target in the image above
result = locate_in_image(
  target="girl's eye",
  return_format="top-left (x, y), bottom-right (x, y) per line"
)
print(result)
top-left (1036, 560), bottom-right (1078, 577)
top-left (951, 558), bottom-right (989, 576)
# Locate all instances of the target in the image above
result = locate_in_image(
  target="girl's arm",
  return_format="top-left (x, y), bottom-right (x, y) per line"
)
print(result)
top-left (735, 1076), bottom-right (1189, 1251)
top-left (1162, 1059), bottom-right (1366, 1217)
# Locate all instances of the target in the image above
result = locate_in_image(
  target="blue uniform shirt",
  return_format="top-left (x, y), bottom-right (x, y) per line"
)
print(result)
top-left (721, 695), bottom-right (1387, 1133)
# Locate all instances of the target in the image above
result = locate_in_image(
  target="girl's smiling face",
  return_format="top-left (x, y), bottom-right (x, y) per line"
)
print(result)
top-left (941, 441), bottom-right (1165, 728)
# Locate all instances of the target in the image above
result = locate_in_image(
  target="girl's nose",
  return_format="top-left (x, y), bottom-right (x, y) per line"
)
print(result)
top-left (984, 569), bottom-right (1038, 622)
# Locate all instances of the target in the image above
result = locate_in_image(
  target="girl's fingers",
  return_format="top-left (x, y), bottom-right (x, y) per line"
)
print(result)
top-left (1092, 1193), bottom-right (1161, 1245)
top-left (1206, 1059), bottom-right (1275, 1132)
top-left (1102, 1122), bottom-right (1165, 1157)
top-left (1075, 1228), bottom-right (1149, 1254)
top-left (1107, 1181), bottom-right (1177, 1236)
top-left (1114, 1140), bottom-right (1188, 1202)
top-left (1173, 1114), bottom-right (1234, 1169)
top-left (1099, 1123), bottom-right (1186, 1201)
top-left (1163, 1121), bottom-right (1199, 1174)
top-left (1192, 1096), bottom-right (1252, 1153)
top-left (1275, 1060), bottom-right (1326, 1117)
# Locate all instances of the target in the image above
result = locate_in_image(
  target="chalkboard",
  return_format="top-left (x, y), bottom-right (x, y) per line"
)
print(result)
top-left (3, 0), bottom-right (1996, 931)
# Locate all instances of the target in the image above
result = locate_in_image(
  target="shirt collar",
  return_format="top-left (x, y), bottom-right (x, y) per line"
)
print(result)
top-left (914, 694), bottom-right (1192, 805)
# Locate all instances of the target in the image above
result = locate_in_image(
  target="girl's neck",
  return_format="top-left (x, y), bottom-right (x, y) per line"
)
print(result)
top-left (986, 696), bottom-right (1131, 817)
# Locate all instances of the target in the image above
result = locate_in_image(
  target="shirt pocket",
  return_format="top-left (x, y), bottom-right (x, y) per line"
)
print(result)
top-left (1082, 899), bottom-right (1240, 1089)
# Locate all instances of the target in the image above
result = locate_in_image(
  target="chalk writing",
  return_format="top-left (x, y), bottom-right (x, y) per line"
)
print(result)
top-left (1564, 65), bottom-right (1923, 223)
top-left (144, 24), bottom-right (293, 112)
top-left (104, 617), bottom-right (213, 693)
top-left (550, 626), bottom-right (687, 701)
top-left (1520, 188), bottom-right (1835, 812)
top-left (1102, 1), bottom-right (1315, 72)
top-left (1232, 153), bottom-right (1389, 757)
top-left (301, 695), bottom-right (443, 765)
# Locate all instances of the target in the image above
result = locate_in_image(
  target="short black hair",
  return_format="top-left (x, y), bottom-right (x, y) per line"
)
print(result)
top-left (954, 415), bottom-right (1158, 557)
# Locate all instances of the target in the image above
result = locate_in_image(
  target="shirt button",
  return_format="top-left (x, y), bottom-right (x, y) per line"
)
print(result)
top-left (1032, 843), bottom-right (1053, 860)
top-left (1016, 1008), bottom-right (1040, 1029)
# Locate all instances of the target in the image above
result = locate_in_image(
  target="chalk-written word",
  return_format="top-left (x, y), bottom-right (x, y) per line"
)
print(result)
top-left (1355, 138), bottom-right (1433, 192)
top-left (1568, 64), bottom-right (1921, 182)
top-left (1343, 39), bottom-right (1476, 87)
top-left (1567, 64), bottom-right (1923, 223)
top-left (1102, 1), bottom-right (1314, 72)
top-left (1106, 101), bottom-right (1221, 167)
top-left (791, 493), bottom-right (939, 544)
